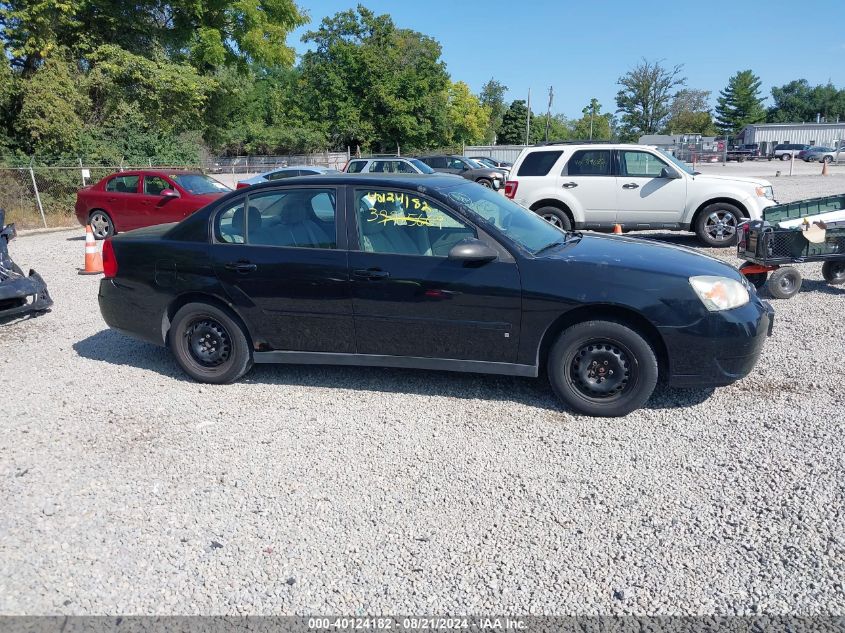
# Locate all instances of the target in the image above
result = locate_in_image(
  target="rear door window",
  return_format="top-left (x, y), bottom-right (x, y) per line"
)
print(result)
top-left (105, 175), bottom-right (140, 193)
top-left (563, 150), bottom-right (612, 176)
top-left (346, 161), bottom-right (367, 173)
top-left (517, 151), bottom-right (563, 176)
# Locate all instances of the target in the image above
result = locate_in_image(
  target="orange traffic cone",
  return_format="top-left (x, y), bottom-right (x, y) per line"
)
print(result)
top-left (613, 223), bottom-right (623, 234)
top-left (78, 225), bottom-right (103, 275)
top-left (821, 160), bottom-right (829, 176)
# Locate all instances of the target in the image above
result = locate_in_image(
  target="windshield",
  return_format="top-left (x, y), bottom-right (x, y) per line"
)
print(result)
top-left (463, 157), bottom-right (485, 169)
top-left (409, 158), bottom-right (435, 174)
top-left (473, 157), bottom-right (495, 168)
top-left (171, 174), bottom-right (231, 194)
top-left (658, 149), bottom-right (694, 175)
top-left (440, 182), bottom-right (568, 255)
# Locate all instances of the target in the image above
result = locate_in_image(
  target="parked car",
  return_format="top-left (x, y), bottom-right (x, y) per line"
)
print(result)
top-left (504, 142), bottom-right (777, 247)
top-left (417, 155), bottom-right (506, 189)
top-left (343, 157), bottom-right (435, 174)
top-left (810, 146), bottom-right (845, 163)
top-left (798, 146), bottom-right (832, 161)
top-left (98, 174), bottom-right (774, 417)
top-left (75, 171), bottom-right (231, 239)
top-left (770, 143), bottom-right (809, 161)
top-left (470, 156), bottom-right (513, 169)
top-left (237, 165), bottom-right (341, 189)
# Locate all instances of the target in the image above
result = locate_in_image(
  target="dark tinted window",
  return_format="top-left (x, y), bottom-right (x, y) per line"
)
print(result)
top-left (564, 150), bottom-right (612, 176)
top-left (346, 161), bottom-right (367, 173)
top-left (424, 156), bottom-right (447, 168)
top-left (105, 175), bottom-right (139, 193)
top-left (517, 151), bottom-right (563, 176)
top-left (267, 169), bottom-right (299, 180)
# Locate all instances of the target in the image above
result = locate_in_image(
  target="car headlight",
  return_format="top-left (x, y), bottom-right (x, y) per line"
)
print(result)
top-left (755, 185), bottom-right (774, 200)
top-left (689, 276), bottom-right (749, 311)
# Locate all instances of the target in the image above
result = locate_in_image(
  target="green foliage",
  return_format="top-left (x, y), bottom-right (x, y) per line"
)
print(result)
top-left (666, 89), bottom-right (715, 135)
top-left (479, 78), bottom-right (507, 143)
top-left (447, 81), bottom-right (489, 145)
top-left (715, 70), bottom-right (766, 135)
top-left (570, 99), bottom-right (613, 140)
top-left (298, 5), bottom-right (450, 152)
top-left (616, 59), bottom-right (686, 140)
top-left (768, 80), bottom-right (845, 123)
top-left (498, 100), bottom-right (531, 144)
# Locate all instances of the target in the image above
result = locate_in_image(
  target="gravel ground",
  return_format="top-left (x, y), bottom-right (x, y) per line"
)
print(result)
top-left (1, 169), bottom-right (844, 616)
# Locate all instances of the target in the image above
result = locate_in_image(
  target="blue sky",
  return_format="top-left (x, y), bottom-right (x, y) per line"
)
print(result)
top-left (290, 0), bottom-right (845, 119)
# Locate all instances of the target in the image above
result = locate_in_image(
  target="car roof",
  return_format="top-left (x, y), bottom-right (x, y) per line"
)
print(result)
top-left (108, 169), bottom-right (202, 176)
top-left (240, 173), bottom-right (464, 191)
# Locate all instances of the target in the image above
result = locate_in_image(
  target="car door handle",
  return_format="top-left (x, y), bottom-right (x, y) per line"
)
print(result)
top-left (622, 183), bottom-right (640, 189)
top-left (225, 261), bottom-right (257, 273)
top-left (353, 268), bottom-right (390, 281)
top-left (561, 182), bottom-right (578, 188)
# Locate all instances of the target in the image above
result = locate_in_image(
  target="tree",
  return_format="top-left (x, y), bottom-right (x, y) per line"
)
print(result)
top-left (615, 59), bottom-right (685, 140)
top-left (715, 70), bottom-right (766, 135)
top-left (479, 78), bottom-right (507, 143)
top-left (769, 79), bottom-right (845, 123)
top-left (570, 99), bottom-right (612, 140)
top-left (298, 6), bottom-right (450, 152)
top-left (446, 81), bottom-right (489, 145)
top-left (498, 100), bottom-right (532, 144)
top-left (666, 89), bottom-right (716, 134)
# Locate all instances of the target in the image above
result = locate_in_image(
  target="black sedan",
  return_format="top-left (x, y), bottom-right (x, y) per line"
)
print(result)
top-left (98, 174), bottom-right (773, 417)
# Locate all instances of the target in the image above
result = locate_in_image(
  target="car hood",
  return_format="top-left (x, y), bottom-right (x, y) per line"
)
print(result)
top-left (692, 173), bottom-right (772, 188)
top-left (542, 232), bottom-right (742, 280)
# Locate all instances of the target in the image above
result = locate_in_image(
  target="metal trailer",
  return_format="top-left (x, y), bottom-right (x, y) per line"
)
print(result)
top-left (737, 194), bottom-right (845, 299)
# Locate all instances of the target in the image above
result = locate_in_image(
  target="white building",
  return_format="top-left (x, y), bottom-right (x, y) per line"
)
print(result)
top-left (737, 122), bottom-right (845, 155)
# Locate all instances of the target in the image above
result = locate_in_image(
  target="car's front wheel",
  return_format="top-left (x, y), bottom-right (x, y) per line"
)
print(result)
top-left (169, 302), bottom-right (253, 384)
top-left (548, 320), bottom-right (658, 417)
top-left (89, 210), bottom-right (114, 240)
top-left (781, 154), bottom-right (791, 161)
top-left (822, 155), bottom-right (834, 164)
top-left (695, 203), bottom-right (742, 247)
top-left (535, 206), bottom-right (572, 231)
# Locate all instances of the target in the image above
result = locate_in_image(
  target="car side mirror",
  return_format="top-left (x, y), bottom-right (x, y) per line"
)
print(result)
top-left (448, 238), bottom-right (497, 264)
top-left (660, 167), bottom-right (680, 179)
top-left (160, 188), bottom-right (179, 198)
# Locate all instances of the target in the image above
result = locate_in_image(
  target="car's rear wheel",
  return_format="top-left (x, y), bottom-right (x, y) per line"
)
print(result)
top-left (477, 178), bottom-right (493, 188)
top-left (548, 320), bottom-right (658, 417)
top-left (170, 302), bottom-right (253, 384)
top-left (821, 260), bottom-right (845, 285)
top-left (89, 210), bottom-right (114, 240)
top-left (535, 206), bottom-right (572, 231)
top-left (695, 203), bottom-right (742, 247)
top-left (767, 266), bottom-right (802, 299)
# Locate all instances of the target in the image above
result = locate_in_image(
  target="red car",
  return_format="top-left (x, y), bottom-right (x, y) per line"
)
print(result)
top-left (75, 170), bottom-right (231, 239)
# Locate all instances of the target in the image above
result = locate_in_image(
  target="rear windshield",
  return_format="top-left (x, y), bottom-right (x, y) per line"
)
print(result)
top-left (517, 151), bottom-right (563, 177)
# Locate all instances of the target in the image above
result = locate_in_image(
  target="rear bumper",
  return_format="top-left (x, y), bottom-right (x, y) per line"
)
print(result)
top-left (98, 278), bottom-right (166, 346)
top-left (0, 269), bottom-right (53, 318)
top-left (660, 297), bottom-right (774, 388)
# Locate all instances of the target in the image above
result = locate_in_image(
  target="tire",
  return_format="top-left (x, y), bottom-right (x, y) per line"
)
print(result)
top-left (767, 267), bottom-right (802, 299)
top-left (547, 320), bottom-right (659, 417)
top-left (694, 202), bottom-right (743, 247)
top-left (781, 154), bottom-right (791, 161)
top-left (739, 262), bottom-right (767, 289)
top-left (169, 302), bottom-right (253, 384)
top-left (822, 155), bottom-right (833, 164)
top-left (534, 206), bottom-right (572, 231)
top-left (821, 260), bottom-right (845, 285)
top-left (89, 210), bottom-right (114, 240)
top-left (477, 178), bottom-right (493, 188)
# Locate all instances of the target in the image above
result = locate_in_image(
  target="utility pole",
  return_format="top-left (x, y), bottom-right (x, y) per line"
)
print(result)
top-left (525, 88), bottom-right (531, 146)
top-left (589, 99), bottom-right (596, 140)
top-left (544, 86), bottom-right (554, 142)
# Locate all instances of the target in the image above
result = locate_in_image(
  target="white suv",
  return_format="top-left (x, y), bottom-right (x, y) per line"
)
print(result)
top-left (504, 143), bottom-right (777, 246)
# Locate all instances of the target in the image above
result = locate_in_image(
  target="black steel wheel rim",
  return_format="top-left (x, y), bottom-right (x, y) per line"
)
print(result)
top-left (829, 262), bottom-right (845, 281)
top-left (185, 318), bottom-right (232, 367)
top-left (568, 339), bottom-right (636, 401)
